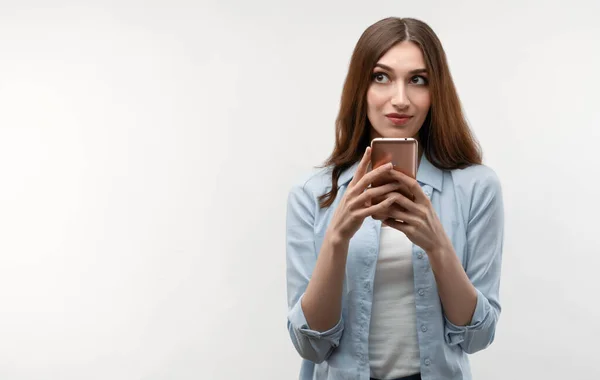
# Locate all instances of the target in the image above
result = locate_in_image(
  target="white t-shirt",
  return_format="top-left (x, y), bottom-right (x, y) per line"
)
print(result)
top-left (368, 225), bottom-right (421, 379)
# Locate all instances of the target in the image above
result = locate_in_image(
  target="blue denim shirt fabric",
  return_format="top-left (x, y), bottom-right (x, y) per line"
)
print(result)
top-left (285, 154), bottom-right (504, 380)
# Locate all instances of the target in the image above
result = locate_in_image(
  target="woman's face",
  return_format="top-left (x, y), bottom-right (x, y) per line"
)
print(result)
top-left (366, 41), bottom-right (431, 141)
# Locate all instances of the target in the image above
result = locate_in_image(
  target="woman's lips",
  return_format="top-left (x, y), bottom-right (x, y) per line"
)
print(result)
top-left (386, 115), bottom-right (412, 126)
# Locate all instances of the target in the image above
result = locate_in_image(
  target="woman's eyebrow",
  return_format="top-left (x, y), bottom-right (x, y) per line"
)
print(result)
top-left (374, 63), bottom-right (428, 75)
top-left (409, 68), bottom-right (428, 75)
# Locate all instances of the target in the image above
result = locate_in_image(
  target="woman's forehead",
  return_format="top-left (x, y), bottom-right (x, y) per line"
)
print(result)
top-left (376, 41), bottom-right (426, 72)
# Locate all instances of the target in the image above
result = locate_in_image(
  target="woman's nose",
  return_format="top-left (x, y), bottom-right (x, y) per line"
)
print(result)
top-left (391, 85), bottom-right (409, 109)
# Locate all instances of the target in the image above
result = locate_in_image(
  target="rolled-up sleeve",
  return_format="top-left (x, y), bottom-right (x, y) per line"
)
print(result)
top-left (285, 182), bottom-right (344, 363)
top-left (444, 170), bottom-right (504, 354)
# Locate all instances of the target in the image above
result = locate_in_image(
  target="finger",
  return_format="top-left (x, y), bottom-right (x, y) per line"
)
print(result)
top-left (388, 170), bottom-right (428, 203)
top-left (372, 194), bottom-right (384, 205)
top-left (371, 198), bottom-right (402, 221)
top-left (358, 194), bottom-right (396, 219)
top-left (372, 185), bottom-right (412, 206)
top-left (352, 181), bottom-right (402, 209)
top-left (383, 218), bottom-right (413, 234)
top-left (371, 213), bottom-right (385, 221)
top-left (387, 191), bottom-right (420, 213)
top-left (382, 218), bottom-right (402, 228)
top-left (349, 147), bottom-right (372, 188)
top-left (386, 207), bottom-right (417, 225)
top-left (353, 161), bottom-right (393, 194)
top-left (356, 160), bottom-right (395, 189)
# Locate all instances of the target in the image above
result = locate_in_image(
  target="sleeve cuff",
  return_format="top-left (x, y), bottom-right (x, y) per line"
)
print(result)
top-left (444, 288), bottom-right (490, 345)
top-left (288, 293), bottom-right (344, 340)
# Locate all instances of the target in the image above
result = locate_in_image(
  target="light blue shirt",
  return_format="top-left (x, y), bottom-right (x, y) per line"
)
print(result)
top-left (285, 154), bottom-right (504, 380)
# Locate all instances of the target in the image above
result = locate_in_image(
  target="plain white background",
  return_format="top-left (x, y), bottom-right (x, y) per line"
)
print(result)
top-left (0, 0), bottom-right (599, 379)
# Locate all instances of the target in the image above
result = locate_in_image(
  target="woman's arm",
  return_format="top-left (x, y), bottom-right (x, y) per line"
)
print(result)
top-left (286, 184), bottom-right (376, 363)
top-left (286, 149), bottom-right (401, 362)
top-left (286, 183), bottom-right (347, 364)
top-left (428, 244), bottom-right (479, 327)
top-left (301, 232), bottom-right (349, 332)
top-left (380, 168), bottom-right (504, 354)
top-left (438, 171), bottom-right (504, 353)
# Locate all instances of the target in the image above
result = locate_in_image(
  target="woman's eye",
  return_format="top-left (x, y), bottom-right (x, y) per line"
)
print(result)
top-left (411, 75), bottom-right (429, 85)
top-left (373, 72), bottom-right (390, 83)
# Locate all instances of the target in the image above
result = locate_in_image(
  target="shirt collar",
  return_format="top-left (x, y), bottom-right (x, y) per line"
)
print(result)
top-left (337, 153), bottom-right (444, 192)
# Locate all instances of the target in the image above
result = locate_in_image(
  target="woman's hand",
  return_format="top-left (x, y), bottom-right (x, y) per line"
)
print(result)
top-left (374, 170), bottom-right (453, 255)
top-left (326, 147), bottom-right (405, 244)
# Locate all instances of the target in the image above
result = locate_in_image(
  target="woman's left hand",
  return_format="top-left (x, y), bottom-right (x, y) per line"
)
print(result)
top-left (372, 170), bottom-right (452, 255)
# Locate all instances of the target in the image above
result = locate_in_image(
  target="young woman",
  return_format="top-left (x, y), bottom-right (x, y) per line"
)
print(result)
top-left (285, 17), bottom-right (504, 380)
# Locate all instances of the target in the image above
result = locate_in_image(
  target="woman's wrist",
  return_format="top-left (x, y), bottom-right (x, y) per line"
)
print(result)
top-left (426, 240), bottom-right (454, 262)
top-left (324, 228), bottom-right (350, 251)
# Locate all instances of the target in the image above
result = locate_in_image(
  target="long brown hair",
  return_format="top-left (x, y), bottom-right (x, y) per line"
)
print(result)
top-left (318, 17), bottom-right (482, 208)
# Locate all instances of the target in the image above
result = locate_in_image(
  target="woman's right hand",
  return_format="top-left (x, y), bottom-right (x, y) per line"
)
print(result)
top-left (326, 147), bottom-right (402, 244)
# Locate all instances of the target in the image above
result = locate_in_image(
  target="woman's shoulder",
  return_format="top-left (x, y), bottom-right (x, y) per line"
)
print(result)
top-left (288, 165), bottom-right (334, 197)
top-left (448, 162), bottom-right (502, 199)
top-left (450, 162), bottom-right (500, 183)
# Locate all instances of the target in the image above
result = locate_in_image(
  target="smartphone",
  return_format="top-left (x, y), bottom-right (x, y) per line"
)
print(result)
top-left (370, 137), bottom-right (418, 203)
top-left (370, 137), bottom-right (418, 183)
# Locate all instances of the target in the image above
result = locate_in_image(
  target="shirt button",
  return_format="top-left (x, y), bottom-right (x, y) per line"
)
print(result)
top-left (425, 358), bottom-right (431, 366)
top-left (418, 289), bottom-right (425, 296)
top-left (421, 325), bottom-right (428, 332)
top-left (417, 252), bottom-right (424, 259)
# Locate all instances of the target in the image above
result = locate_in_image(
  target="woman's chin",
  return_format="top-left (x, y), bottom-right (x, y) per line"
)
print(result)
top-left (379, 129), bottom-right (415, 139)
top-left (369, 125), bottom-right (420, 140)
